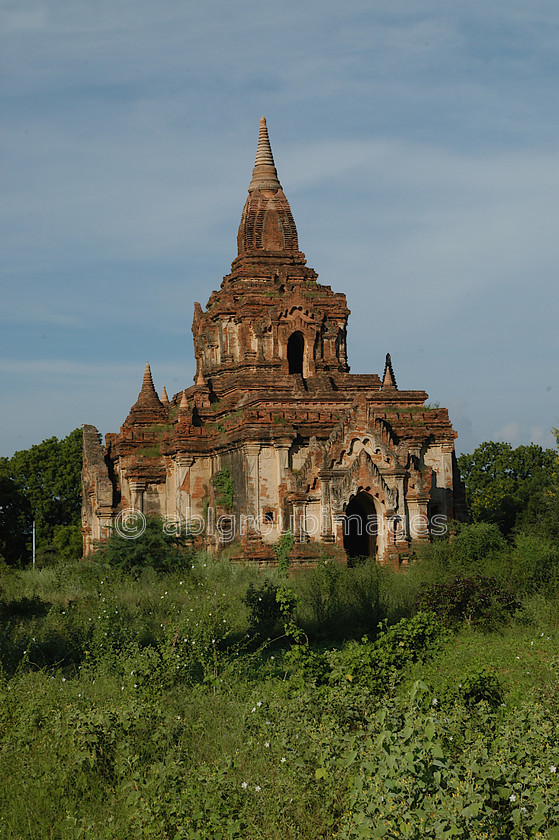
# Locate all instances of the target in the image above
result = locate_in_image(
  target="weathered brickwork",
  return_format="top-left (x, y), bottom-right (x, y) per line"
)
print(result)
top-left (82, 117), bottom-right (465, 565)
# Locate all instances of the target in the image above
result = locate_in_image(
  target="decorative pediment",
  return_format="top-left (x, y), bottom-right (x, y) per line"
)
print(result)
top-left (330, 448), bottom-right (398, 513)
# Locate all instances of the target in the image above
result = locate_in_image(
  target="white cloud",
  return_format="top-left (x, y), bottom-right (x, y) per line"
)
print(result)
top-left (495, 422), bottom-right (521, 445)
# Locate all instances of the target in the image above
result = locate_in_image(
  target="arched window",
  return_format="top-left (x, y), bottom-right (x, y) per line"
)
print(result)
top-left (287, 331), bottom-right (304, 374)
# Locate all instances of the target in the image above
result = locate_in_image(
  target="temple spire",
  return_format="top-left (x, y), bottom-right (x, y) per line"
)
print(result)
top-left (248, 116), bottom-right (282, 193)
top-left (236, 116), bottom-right (301, 257)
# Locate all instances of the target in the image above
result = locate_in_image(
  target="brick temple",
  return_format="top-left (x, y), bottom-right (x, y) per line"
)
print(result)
top-left (82, 117), bottom-right (464, 565)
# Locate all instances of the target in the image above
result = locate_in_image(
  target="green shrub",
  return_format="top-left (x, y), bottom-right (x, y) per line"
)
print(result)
top-left (328, 611), bottom-right (448, 692)
top-left (451, 521), bottom-right (506, 563)
top-left (506, 532), bottom-right (559, 595)
top-left (412, 522), bottom-right (507, 585)
top-left (95, 516), bottom-right (191, 573)
top-left (0, 595), bottom-right (50, 619)
top-left (273, 530), bottom-right (294, 575)
top-left (211, 466), bottom-right (234, 511)
top-left (333, 681), bottom-right (559, 840)
top-left (456, 665), bottom-right (504, 708)
top-left (418, 574), bottom-right (522, 629)
top-left (243, 579), bottom-right (283, 641)
top-left (293, 558), bottom-right (382, 640)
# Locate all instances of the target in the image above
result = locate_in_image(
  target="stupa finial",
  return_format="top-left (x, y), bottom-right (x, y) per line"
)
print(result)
top-left (248, 116), bottom-right (281, 192)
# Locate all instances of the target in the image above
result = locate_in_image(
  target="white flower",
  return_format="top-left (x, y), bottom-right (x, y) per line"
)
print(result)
top-left (509, 794), bottom-right (516, 802)
top-left (255, 785), bottom-right (261, 792)
top-left (281, 757), bottom-right (286, 763)
top-left (251, 707), bottom-right (256, 712)
top-left (256, 701), bottom-right (262, 707)
top-left (241, 782), bottom-right (248, 789)
top-left (264, 742), bottom-right (270, 748)
top-left (432, 698), bottom-right (438, 706)
top-left (550, 765), bottom-right (557, 773)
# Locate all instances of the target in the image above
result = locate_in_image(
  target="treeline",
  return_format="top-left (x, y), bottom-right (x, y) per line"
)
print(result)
top-left (0, 428), bottom-right (82, 566)
top-left (457, 436), bottom-right (559, 538)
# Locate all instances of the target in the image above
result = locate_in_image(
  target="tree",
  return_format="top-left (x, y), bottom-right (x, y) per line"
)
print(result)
top-left (525, 428), bottom-right (559, 539)
top-left (0, 474), bottom-right (32, 566)
top-left (457, 441), bottom-right (557, 536)
top-left (0, 428), bottom-right (82, 565)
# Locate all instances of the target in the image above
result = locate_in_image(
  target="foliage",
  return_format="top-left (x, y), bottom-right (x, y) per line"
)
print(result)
top-left (522, 433), bottom-right (559, 540)
top-left (457, 440), bottom-right (556, 535)
top-left (211, 466), bottom-right (234, 511)
top-left (506, 532), bottom-right (559, 595)
top-left (453, 665), bottom-right (504, 708)
top-left (418, 574), bottom-right (522, 629)
top-left (0, 428), bottom-right (82, 565)
top-left (1, 556), bottom-right (559, 839)
top-left (0, 474), bottom-right (31, 565)
top-left (327, 611), bottom-right (448, 693)
top-left (94, 516), bottom-right (191, 573)
top-left (273, 530), bottom-right (294, 575)
top-left (292, 557), bottom-right (382, 640)
top-left (450, 521), bottom-right (506, 563)
top-left (243, 579), bottom-right (283, 640)
top-left (334, 681), bottom-right (559, 840)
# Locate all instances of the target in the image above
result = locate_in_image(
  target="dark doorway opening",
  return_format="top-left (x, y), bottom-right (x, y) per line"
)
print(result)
top-left (343, 492), bottom-right (377, 561)
top-left (287, 331), bottom-right (304, 374)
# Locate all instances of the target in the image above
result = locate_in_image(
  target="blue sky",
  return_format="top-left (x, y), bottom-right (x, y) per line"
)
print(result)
top-left (1, 0), bottom-right (558, 457)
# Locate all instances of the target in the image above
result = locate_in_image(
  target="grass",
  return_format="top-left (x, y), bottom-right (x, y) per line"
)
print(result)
top-left (2, 530), bottom-right (559, 838)
top-left (408, 620), bottom-right (558, 708)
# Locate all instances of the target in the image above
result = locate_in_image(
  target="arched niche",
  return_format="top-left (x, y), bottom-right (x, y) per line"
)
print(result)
top-left (343, 491), bottom-right (378, 562)
top-left (287, 331), bottom-right (305, 374)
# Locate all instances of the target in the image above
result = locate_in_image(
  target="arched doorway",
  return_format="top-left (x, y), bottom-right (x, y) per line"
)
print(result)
top-left (343, 491), bottom-right (377, 561)
top-left (287, 331), bottom-right (304, 374)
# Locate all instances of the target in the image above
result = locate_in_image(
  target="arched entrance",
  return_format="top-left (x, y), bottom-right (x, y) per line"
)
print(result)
top-left (287, 331), bottom-right (304, 374)
top-left (343, 491), bottom-right (377, 561)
